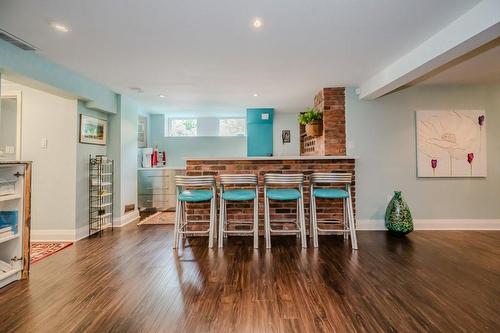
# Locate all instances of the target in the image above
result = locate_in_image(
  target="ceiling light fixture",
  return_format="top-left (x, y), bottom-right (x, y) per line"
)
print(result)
top-left (253, 93), bottom-right (259, 97)
top-left (252, 18), bottom-right (263, 29)
top-left (159, 94), bottom-right (165, 98)
top-left (50, 22), bottom-right (70, 33)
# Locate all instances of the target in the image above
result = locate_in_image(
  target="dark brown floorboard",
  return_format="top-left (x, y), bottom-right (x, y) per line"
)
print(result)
top-left (0, 225), bottom-right (499, 333)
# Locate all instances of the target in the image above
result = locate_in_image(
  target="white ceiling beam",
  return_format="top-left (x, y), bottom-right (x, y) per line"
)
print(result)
top-left (358, 0), bottom-right (500, 100)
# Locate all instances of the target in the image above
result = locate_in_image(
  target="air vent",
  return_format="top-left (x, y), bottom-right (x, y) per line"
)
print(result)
top-left (129, 87), bottom-right (144, 93)
top-left (0, 29), bottom-right (37, 51)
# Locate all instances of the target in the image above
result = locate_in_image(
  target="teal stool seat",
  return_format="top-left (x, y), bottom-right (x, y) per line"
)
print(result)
top-left (222, 189), bottom-right (256, 201)
top-left (313, 188), bottom-right (349, 199)
top-left (178, 190), bottom-right (213, 202)
top-left (266, 189), bottom-right (301, 201)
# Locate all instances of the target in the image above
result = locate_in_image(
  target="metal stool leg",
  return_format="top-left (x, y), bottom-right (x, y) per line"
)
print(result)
top-left (309, 189), bottom-right (314, 239)
top-left (299, 191), bottom-right (307, 248)
top-left (347, 189), bottom-right (358, 250)
top-left (253, 189), bottom-right (259, 249)
top-left (173, 199), bottom-right (181, 249)
top-left (208, 196), bottom-right (215, 248)
top-left (264, 188), bottom-right (271, 249)
top-left (218, 191), bottom-right (225, 248)
top-left (343, 198), bottom-right (349, 240)
top-left (296, 200), bottom-right (301, 240)
top-left (312, 193), bottom-right (319, 248)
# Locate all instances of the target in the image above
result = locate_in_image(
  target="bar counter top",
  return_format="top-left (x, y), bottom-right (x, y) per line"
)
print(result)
top-left (186, 155), bottom-right (358, 161)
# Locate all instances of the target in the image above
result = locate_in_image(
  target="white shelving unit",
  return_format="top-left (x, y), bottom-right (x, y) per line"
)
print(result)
top-left (0, 162), bottom-right (31, 289)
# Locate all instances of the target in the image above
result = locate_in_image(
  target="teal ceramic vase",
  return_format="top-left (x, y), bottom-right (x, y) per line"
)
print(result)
top-left (385, 191), bottom-right (413, 235)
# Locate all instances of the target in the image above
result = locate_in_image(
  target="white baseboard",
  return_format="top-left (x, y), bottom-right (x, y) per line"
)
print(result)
top-left (30, 216), bottom-right (500, 241)
top-left (31, 211), bottom-right (139, 242)
top-left (113, 210), bottom-right (140, 227)
top-left (357, 219), bottom-right (500, 230)
top-left (31, 229), bottom-right (78, 242)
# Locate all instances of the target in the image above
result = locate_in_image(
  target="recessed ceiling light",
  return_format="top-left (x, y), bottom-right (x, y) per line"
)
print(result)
top-left (159, 94), bottom-right (165, 98)
top-left (253, 93), bottom-right (259, 97)
top-left (252, 18), bottom-right (263, 29)
top-left (50, 22), bottom-right (70, 33)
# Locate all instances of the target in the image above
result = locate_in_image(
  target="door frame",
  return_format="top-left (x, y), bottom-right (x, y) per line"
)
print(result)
top-left (1, 91), bottom-right (23, 161)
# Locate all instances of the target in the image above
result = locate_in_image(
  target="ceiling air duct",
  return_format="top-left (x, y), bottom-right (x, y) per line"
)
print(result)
top-left (0, 29), bottom-right (37, 51)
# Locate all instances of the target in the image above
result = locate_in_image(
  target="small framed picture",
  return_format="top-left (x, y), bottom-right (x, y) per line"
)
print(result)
top-left (138, 116), bottom-right (148, 148)
top-left (281, 130), bottom-right (291, 144)
top-left (80, 115), bottom-right (107, 145)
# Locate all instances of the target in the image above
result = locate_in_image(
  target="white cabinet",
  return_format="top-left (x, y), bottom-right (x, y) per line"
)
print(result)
top-left (138, 168), bottom-right (184, 211)
top-left (0, 162), bottom-right (31, 288)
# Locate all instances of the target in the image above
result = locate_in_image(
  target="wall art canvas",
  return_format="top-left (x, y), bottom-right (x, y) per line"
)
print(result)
top-left (416, 110), bottom-right (486, 177)
top-left (281, 129), bottom-right (291, 144)
top-left (80, 115), bottom-right (107, 145)
top-left (138, 116), bottom-right (148, 148)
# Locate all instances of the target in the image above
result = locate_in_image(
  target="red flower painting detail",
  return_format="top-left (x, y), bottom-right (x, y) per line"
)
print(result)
top-left (478, 115), bottom-right (485, 126)
top-left (467, 153), bottom-right (474, 176)
top-left (431, 159), bottom-right (437, 176)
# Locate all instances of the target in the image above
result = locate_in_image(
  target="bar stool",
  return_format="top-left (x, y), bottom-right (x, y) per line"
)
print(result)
top-left (173, 175), bottom-right (217, 249)
top-left (264, 173), bottom-right (307, 249)
top-left (309, 173), bottom-right (358, 250)
top-left (218, 174), bottom-right (259, 248)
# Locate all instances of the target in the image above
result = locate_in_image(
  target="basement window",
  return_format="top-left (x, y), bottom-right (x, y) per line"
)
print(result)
top-left (167, 117), bottom-right (246, 137)
top-left (169, 119), bottom-right (198, 136)
top-left (218, 118), bottom-right (246, 136)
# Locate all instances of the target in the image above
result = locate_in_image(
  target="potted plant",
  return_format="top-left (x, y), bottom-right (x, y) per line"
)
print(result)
top-left (298, 107), bottom-right (323, 137)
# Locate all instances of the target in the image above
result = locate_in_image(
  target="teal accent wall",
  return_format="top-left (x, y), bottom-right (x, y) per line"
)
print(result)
top-left (346, 84), bottom-right (500, 220)
top-left (0, 39), bottom-right (117, 113)
top-left (247, 108), bottom-right (274, 156)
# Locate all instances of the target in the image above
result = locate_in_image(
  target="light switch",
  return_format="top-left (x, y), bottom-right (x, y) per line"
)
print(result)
top-left (5, 146), bottom-right (15, 154)
top-left (261, 113), bottom-right (269, 120)
top-left (41, 138), bottom-right (48, 150)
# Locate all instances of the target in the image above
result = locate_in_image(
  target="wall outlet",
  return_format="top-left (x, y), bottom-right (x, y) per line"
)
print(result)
top-left (41, 138), bottom-right (48, 150)
top-left (5, 146), bottom-right (15, 154)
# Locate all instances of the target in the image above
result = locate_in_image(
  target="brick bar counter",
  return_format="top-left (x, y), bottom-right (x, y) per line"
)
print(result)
top-left (185, 156), bottom-right (357, 234)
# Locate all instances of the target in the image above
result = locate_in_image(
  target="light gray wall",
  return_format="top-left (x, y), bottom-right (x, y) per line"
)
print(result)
top-left (76, 101), bottom-right (108, 228)
top-left (346, 84), bottom-right (500, 220)
top-left (149, 112), bottom-right (301, 168)
top-left (4, 80), bottom-right (78, 232)
top-left (273, 111), bottom-right (300, 156)
top-left (107, 95), bottom-right (142, 218)
top-left (150, 114), bottom-right (246, 168)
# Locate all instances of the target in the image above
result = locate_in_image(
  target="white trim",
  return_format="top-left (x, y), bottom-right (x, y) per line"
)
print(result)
top-left (113, 210), bottom-right (140, 227)
top-left (357, 219), bottom-right (500, 231)
top-left (31, 229), bottom-right (78, 242)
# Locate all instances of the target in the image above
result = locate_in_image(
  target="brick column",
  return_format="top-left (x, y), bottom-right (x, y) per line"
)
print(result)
top-left (300, 87), bottom-right (346, 156)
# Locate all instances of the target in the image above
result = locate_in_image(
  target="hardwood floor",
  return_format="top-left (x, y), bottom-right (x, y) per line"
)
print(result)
top-left (1, 226), bottom-right (499, 333)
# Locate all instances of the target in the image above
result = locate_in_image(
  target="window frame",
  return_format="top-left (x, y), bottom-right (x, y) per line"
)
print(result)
top-left (166, 117), bottom-right (246, 137)
top-left (167, 117), bottom-right (198, 137)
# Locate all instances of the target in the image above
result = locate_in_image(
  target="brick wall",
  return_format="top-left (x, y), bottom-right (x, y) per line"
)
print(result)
top-left (300, 87), bottom-right (346, 156)
top-left (185, 158), bottom-right (356, 234)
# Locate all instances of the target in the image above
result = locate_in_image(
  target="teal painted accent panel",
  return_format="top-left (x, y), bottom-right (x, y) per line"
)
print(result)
top-left (0, 39), bottom-right (117, 113)
top-left (247, 108), bottom-right (274, 156)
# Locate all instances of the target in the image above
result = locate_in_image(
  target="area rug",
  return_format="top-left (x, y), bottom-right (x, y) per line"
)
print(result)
top-left (137, 211), bottom-right (176, 225)
top-left (30, 242), bottom-right (73, 264)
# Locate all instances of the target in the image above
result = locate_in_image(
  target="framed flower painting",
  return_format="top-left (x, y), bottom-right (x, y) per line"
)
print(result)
top-left (416, 110), bottom-right (486, 177)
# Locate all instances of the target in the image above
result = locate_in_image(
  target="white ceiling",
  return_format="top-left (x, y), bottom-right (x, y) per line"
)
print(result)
top-left (0, 0), bottom-right (483, 115)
